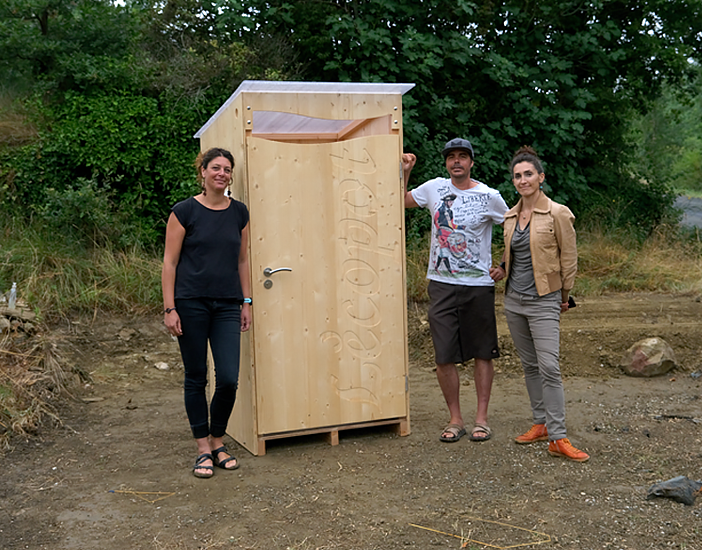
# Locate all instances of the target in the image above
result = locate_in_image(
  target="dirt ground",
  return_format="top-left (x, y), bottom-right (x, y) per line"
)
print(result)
top-left (2, 293), bottom-right (702, 550)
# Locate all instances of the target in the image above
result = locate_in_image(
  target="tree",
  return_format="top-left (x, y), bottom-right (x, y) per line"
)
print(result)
top-left (0, 0), bottom-right (301, 245)
top-left (2, 0), bottom-right (700, 246)
top-left (0, 1), bottom-right (200, 243)
top-left (0, 0), bottom-right (139, 92)
top-left (226, 0), bottom-right (702, 236)
top-left (630, 65), bottom-right (702, 194)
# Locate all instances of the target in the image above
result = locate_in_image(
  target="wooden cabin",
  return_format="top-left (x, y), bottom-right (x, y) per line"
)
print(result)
top-left (195, 80), bottom-right (414, 455)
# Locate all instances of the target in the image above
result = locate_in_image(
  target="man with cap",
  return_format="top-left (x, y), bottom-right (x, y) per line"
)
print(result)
top-left (403, 138), bottom-right (508, 443)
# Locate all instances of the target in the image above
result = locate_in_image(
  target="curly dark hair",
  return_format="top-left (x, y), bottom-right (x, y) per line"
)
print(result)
top-left (195, 147), bottom-right (235, 194)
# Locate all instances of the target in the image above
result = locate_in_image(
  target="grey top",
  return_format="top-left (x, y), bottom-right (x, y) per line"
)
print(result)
top-left (508, 223), bottom-right (539, 296)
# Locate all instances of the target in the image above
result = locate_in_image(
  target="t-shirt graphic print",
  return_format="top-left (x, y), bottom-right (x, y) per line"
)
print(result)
top-left (412, 178), bottom-right (508, 287)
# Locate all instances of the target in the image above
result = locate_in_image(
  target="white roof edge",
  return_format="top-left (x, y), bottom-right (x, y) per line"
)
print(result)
top-left (194, 80), bottom-right (415, 138)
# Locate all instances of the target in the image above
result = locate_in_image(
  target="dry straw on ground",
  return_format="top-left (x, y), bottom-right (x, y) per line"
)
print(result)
top-left (0, 110), bottom-right (37, 147)
top-left (0, 334), bottom-right (72, 448)
top-left (577, 226), bottom-right (702, 294)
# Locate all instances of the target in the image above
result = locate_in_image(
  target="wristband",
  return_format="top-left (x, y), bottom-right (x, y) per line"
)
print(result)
top-left (243, 298), bottom-right (252, 305)
top-left (164, 307), bottom-right (176, 314)
top-left (499, 262), bottom-right (506, 270)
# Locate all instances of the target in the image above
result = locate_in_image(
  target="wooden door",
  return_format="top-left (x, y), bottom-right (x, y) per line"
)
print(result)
top-left (247, 135), bottom-right (408, 435)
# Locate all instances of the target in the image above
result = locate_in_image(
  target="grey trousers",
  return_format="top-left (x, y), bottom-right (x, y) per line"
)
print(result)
top-left (504, 289), bottom-right (567, 440)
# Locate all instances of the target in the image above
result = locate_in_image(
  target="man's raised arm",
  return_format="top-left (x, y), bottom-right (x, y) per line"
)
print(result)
top-left (403, 153), bottom-right (418, 208)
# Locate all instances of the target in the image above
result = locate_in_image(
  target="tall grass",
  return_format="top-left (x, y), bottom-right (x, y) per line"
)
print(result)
top-left (3, 213), bottom-right (702, 315)
top-left (0, 91), bottom-right (37, 148)
top-left (0, 215), bottom-right (162, 320)
top-left (576, 225), bottom-right (702, 295)
top-left (406, 239), bottom-right (431, 303)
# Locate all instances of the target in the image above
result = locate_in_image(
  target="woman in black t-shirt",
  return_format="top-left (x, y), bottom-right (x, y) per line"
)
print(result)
top-left (162, 147), bottom-right (251, 478)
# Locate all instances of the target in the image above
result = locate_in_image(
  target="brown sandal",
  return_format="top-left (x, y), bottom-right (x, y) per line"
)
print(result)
top-left (439, 423), bottom-right (466, 442)
top-left (469, 424), bottom-right (492, 442)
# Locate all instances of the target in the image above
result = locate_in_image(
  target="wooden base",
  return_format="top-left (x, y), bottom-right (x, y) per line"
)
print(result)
top-left (253, 417), bottom-right (410, 456)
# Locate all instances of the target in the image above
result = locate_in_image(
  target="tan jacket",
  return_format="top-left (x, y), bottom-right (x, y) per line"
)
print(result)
top-left (503, 193), bottom-right (577, 296)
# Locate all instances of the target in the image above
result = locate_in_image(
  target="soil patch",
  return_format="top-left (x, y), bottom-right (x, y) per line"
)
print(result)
top-left (2, 293), bottom-right (702, 549)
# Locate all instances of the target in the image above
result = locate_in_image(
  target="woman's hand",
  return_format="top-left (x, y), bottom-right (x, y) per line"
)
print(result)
top-left (489, 265), bottom-right (506, 282)
top-left (164, 310), bottom-right (182, 336)
top-left (560, 292), bottom-right (572, 314)
top-left (241, 304), bottom-right (252, 332)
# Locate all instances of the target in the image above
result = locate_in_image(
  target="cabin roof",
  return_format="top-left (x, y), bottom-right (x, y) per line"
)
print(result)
top-left (194, 80), bottom-right (414, 138)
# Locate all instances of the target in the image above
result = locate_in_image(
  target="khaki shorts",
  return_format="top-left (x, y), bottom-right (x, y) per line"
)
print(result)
top-left (427, 280), bottom-right (500, 364)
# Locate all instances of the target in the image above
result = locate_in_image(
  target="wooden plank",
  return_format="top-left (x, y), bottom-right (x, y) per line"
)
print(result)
top-left (0, 306), bottom-right (36, 321)
top-left (255, 416), bottom-right (409, 456)
top-left (253, 116), bottom-right (393, 142)
top-left (336, 118), bottom-right (370, 140)
top-left (341, 115), bottom-right (393, 139)
top-left (253, 132), bottom-right (340, 141)
top-left (325, 430), bottom-right (340, 447)
top-left (241, 92), bottom-right (401, 122)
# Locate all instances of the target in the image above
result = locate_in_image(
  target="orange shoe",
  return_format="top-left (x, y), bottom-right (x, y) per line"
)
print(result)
top-left (548, 438), bottom-right (590, 462)
top-left (514, 423), bottom-right (548, 445)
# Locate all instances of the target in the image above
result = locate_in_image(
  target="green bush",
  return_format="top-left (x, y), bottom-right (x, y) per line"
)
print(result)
top-left (4, 90), bottom-right (204, 244)
top-left (578, 171), bottom-right (680, 241)
top-left (34, 177), bottom-right (139, 248)
top-left (671, 143), bottom-right (702, 194)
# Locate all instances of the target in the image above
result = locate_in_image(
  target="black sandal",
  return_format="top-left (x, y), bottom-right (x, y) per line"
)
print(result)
top-left (193, 453), bottom-right (214, 478)
top-left (212, 446), bottom-right (240, 470)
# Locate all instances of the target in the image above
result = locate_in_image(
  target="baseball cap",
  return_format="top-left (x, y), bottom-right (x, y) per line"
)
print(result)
top-left (442, 138), bottom-right (474, 159)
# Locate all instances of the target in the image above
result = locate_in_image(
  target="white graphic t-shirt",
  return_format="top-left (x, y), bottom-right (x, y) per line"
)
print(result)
top-left (411, 177), bottom-right (508, 286)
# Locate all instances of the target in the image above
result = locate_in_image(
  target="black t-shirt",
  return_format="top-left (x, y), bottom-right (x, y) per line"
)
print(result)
top-left (172, 197), bottom-right (250, 300)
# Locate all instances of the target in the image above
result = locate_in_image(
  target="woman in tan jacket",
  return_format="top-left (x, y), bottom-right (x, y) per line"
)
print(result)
top-left (493, 146), bottom-right (589, 462)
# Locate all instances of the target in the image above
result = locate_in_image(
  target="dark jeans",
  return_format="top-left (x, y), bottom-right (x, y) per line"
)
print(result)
top-left (176, 298), bottom-right (241, 439)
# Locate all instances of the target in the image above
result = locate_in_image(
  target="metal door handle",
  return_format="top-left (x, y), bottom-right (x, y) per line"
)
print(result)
top-left (264, 267), bottom-right (292, 277)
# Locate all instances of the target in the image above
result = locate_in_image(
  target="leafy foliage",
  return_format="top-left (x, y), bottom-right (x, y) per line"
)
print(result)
top-left (629, 66), bottom-right (702, 195)
top-left (0, 0), bottom-right (701, 316)
top-left (233, 0), bottom-right (702, 239)
top-left (0, 0), bottom-right (301, 246)
top-left (1, 0), bottom-right (701, 257)
top-left (0, 0), bottom-right (139, 92)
